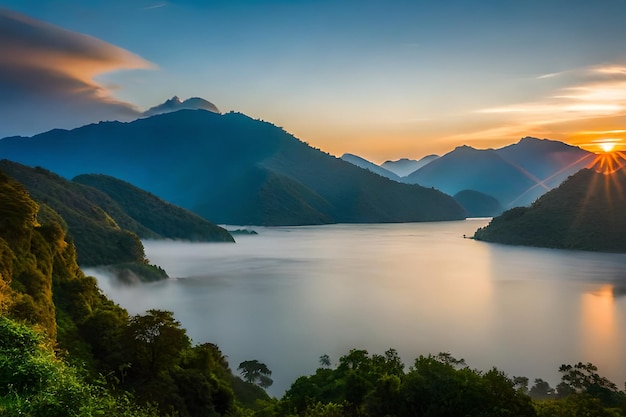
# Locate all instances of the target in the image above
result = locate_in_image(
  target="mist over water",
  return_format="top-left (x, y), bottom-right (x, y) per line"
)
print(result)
top-left (87, 220), bottom-right (626, 396)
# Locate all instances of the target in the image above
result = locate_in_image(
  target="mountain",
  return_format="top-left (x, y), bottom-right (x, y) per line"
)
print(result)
top-left (0, 160), bottom-right (233, 269)
top-left (144, 96), bottom-right (220, 116)
top-left (473, 168), bottom-right (626, 252)
top-left (382, 155), bottom-right (439, 177)
top-left (73, 173), bottom-right (234, 242)
top-left (404, 145), bottom-right (535, 207)
top-left (453, 190), bottom-right (503, 217)
top-left (404, 138), bottom-right (595, 208)
top-left (0, 110), bottom-right (466, 225)
top-left (341, 153), bottom-right (401, 181)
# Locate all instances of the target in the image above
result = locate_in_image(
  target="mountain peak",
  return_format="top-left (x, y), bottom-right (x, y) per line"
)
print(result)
top-left (144, 96), bottom-right (220, 117)
top-left (453, 144), bottom-right (478, 152)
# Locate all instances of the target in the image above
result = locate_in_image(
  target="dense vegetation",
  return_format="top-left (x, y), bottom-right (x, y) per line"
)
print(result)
top-left (0, 171), bottom-right (267, 415)
top-left (2, 167), bottom-right (626, 416)
top-left (474, 169), bottom-right (626, 252)
top-left (257, 350), bottom-right (626, 417)
top-left (0, 109), bottom-right (466, 225)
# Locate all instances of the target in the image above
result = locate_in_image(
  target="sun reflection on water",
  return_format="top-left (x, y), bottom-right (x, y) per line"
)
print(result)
top-left (580, 285), bottom-right (621, 376)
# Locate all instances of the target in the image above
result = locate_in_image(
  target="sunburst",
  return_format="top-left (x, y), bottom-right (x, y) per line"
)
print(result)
top-left (590, 150), bottom-right (626, 175)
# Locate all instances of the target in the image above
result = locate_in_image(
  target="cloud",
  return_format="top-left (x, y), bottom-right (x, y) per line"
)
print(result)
top-left (473, 64), bottom-right (626, 146)
top-left (0, 8), bottom-right (155, 138)
top-left (141, 2), bottom-right (170, 10)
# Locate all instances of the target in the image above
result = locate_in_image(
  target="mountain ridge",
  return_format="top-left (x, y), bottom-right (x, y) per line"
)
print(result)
top-left (0, 109), bottom-right (466, 225)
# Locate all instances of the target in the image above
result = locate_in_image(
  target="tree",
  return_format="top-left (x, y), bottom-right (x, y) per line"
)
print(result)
top-left (558, 362), bottom-right (618, 393)
top-left (125, 309), bottom-right (190, 378)
top-left (238, 359), bottom-right (273, 388)
top-left (513, 376), bottom-right (529, 393)
top-left (319, 354), bottom-right (331, 368)
top-left (529, 378), bottom-right (555, 399)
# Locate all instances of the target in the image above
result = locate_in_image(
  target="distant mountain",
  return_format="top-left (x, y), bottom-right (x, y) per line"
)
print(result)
top-left (0, 160), bottom-right (233, 270)
top-left (405, 145), bottom-right (535, 207)
top-left (144, 96), bottom-right (220, 117)
top-left (382, 155), bottom-right (439, 177)
top-left (341, 153), bottom-right (401, 181)
top-left (453, 190), bottom-right (503, 218)
top-left (0, 110), bottom-right (466, 225)
top-left (405, 138), bottom-right (595, 208)
top-left (474, 168), bottom-right (626, 252)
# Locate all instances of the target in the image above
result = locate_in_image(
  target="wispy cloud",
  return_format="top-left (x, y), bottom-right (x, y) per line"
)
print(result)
top-left (141, 2), bottom-right (169, 10)
top-left (476, 64), bottom-right (626, 141)
top-left (0, 8), bottom-right (155, 137)
top-left (536, 71), bottom-right (563, 80)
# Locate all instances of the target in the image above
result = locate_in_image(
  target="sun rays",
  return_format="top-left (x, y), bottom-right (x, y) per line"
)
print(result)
top-left (590, 147), bottom-right (626, 175)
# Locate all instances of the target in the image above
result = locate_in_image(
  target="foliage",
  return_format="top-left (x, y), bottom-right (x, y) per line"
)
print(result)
top-left (0, 171), bottom-right (261, 416)
top-left (474, 169), bottom-right (626, 252)
top-left (271, 349), bottom-right (537, 417)
top-left (239, 360), bottom-right (274, 388)
top-left (0, 317), bottom-right (161, 417)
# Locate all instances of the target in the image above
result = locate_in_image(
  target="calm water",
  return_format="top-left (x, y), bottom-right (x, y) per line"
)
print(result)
top-left (88, 220), bottom-right (626, 396)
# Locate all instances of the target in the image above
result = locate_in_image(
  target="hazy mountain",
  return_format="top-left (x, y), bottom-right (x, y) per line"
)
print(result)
top-left (73, 173), bottom-right (234, 243)
top-left (341, 153), bottom-right (401, 181)
top-left (453, 190), bottom-right (503, 218)
top-left (0, 110), bottom-right (466, 225)
top-left (382, 155), bottom-right (439, 177)
top-left (0, 160), bottom-right (233, 269)
top-left (405, 145), bottom-right (535, 207)
top-left (405, 138), bottom-right (595, 208)
top-left (474, 168), bottom-right (626, 252)
top-left (144, 96), bottom-right (220, 116)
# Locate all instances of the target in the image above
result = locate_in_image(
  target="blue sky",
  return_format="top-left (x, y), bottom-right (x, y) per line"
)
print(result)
top-left (2, 0), bottom-right (626, 161)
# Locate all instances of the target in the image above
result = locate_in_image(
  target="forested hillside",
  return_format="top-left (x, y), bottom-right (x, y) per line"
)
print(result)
top-left (0, 161), bottom-right (234, 281)
top-left (0, 170), bottom-right (267, 416)
top-left (474, 169), bottom-right (626, 252)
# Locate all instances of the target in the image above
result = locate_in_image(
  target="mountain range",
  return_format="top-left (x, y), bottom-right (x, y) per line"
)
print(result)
top-left (382, 155), bottom-right (439, 177)
top-left (343, 137), bottom-right (595, 211)
top-left (473, 167), bottom-right (626, 252)
top-left (340, 153), bottom-right (401, 181)
top-left (0, 109), bottom-right (466, 225)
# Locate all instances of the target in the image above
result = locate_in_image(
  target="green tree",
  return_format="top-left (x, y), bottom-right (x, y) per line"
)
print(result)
top-left (238, 360), bottom-right (273, 388)
top-left (530, 378), bottom-right (555, 399)
top-left (125, 309), bottom-right (190, 378)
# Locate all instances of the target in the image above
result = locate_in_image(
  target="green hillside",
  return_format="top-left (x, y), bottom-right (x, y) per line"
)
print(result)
top-left (73, 173), bottom-right (234, 242)
top-left (474, 168), bottom-right (626, 252)
top-left (0, 161), bottom-right (233, 270)
top-left (0, 171), bottom-right (267, 416)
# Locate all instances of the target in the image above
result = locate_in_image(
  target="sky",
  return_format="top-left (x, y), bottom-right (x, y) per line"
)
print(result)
top-left (2, 0), bottom-right (626, 162)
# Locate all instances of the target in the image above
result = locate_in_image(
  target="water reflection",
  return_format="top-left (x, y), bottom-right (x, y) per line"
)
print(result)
top-left (580, 284), bottom-right (622, 380)
top-left (87, 220), bottom-right (626, 396)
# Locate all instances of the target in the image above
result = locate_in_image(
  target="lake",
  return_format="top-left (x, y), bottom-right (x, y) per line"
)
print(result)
top-left (87, 219), bottom-right (626, 396)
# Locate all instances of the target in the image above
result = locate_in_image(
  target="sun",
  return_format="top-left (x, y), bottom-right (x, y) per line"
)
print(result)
top-left (600, 142), bottom-right (616, 153)
top-left (593, 138), bottom-right (621, 154)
